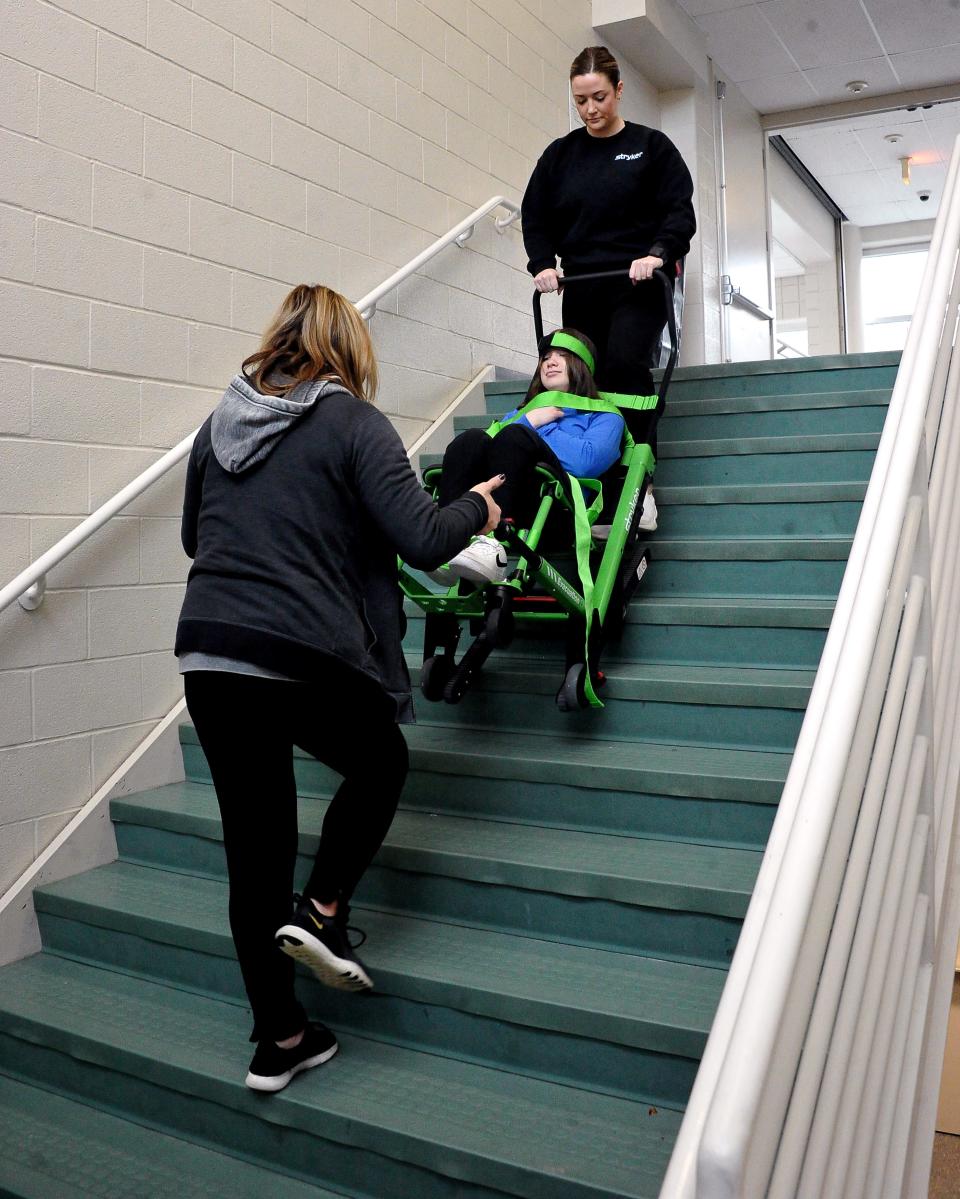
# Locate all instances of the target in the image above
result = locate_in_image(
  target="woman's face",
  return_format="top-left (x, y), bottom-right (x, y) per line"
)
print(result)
top-left (540, 348), bottom-right (570, 392)
top-left (571, 72), bottom-right (623, 137)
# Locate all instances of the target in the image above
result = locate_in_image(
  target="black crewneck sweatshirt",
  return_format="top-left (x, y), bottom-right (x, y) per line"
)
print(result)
top-left (521, 122), bottom-right (696, 276)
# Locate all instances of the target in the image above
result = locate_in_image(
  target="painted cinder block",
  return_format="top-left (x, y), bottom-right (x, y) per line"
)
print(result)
top-left (270, 5), bottom-right (338, 79)
top-left (96, 32), bottom-right (192, 129)
top-left (32, 655), bottom-right (143, 740)
top-left (92, 721), bottom-right (155, 789)
top-left (32, 366), bottom-right (140, 445)
top-left (0, 517), bottom-right (30, 585)
top-left (140, 382), bottom-right (218, 449)
top-left (93, 165), bottom-right (190, 254)
top-left (370, 20), bottom-right (422, 90)
top-left (86, 446), bottom-right (172, 514)
top-left (187, 323), bottom-right (256, 389)
top-left (192, 0), bottom-right (270, 44)
top-left (467, 4), bottom-right (509, 65)
top-left (191, 78), bottom-right (271, 163)
top-left (271, 114), bottom-right (339, 188)
top-left (396, 0), bottom-right (445, 58)
top-left (0, 128), bottom-right (91, 225)
top-left (0, 55), bottom-right (38, 137)
top-left (143, 248), bottom-right (232, 328)
top-left (0, 202), bottom-right (35, 285)
top-left (147, 0), bottom-right (233, 88)
top-left (375, 310), bottom-right (472, 377)
top-left (444, 26), bottom-right (489, 90)
top-left (0, 592), bottom-right (88, 671)
top-left (231, 272), bottom-right (289, 336)
top-left (141, 650), bottom-right (183, 720)
top-left (38, 76), bottom-right (143, 174)
top-left (369, 211), bottom-right (432, 269)
top-left (0, 670), bottom-right (31, 748)
top-left (396, 81), bottom-right (444, 147)
top-left (422, 52), bottom-right (470, 120)
top-left (90, 303), bottom-right (190, 382)
top-left (0, 282), bottom-right (89, 371)
top-left (338, 47), bottom-right (397, 122)
top-left (0, 0), bottom-right (97, 88)
top-left (31, 515), bottom-right (140, 590)
top-left (235, 41), bottom-right (308, 124)
top-left (306, 78), bottom-right (370, 155)
top-left (53, 0), bottom-right (148, 44)
top-left (311, 0), bottom-right (370, 56)
top-left (144, 119), bottom-right (232, 206)
top-left (0, 360), bottom-right (31, 437)
top-left (88, 583), bottom-right (185, 657)
top-left (340, 147), bottom-right (399, 216)
top-left (189, 197), bottom-right (273, 278)
top-left (397, 274), bottom-right (449, 330)
top-left (35, 219), bottom-right (143, 308)
top-left (307, 187), bottom-right (371, 257)
top-left (0, 818), bottom-right (35, 895)
top-left (370, 114), bottom-right (422, 181)
top-left (233, 154), bottom-right (307, 232)
top-left (396, 171), bottom-right (450, 234)
top-left (139, 518), bottom-right (189, 585)
top-left (446, 110), bottom-right (491, 174)
top-left (269, 225), bottom-right (340, 290)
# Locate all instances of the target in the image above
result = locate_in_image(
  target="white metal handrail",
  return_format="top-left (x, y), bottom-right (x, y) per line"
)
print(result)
top-left (661, 134), bottom-right (960, 1198)
top-left (0, 195), bottom-right (520, 617)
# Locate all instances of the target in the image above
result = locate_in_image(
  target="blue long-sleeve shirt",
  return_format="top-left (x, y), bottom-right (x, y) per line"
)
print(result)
top-left (504, 406), bottom-right (624, 478)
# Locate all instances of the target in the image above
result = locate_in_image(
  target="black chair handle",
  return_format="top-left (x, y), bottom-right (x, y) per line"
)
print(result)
top-left (532, 266), bottom-right (679, 403)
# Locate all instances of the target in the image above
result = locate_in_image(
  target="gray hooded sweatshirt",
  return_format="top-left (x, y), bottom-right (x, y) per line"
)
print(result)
top-left (176, 374), bottom-right (486, 721)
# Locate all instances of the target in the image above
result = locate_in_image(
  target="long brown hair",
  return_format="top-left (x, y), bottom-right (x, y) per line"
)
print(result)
top-left (242, 283), bottom-right (378, 402)
top-left (523, 328), bottom-right (600, 405)
top-left (569, 46), bottom-right (620, 87)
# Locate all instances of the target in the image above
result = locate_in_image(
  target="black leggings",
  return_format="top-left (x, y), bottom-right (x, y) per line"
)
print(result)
top-left (184, 667), bottom-right (408, 1042)
top-left (438, 423), bottom-right (564, 527)
top-left (561, 274), bottom-right (668, 399)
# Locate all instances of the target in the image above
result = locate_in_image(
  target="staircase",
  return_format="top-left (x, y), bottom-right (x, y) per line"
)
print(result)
top-left (0, 352), bottom-right (899, 1198)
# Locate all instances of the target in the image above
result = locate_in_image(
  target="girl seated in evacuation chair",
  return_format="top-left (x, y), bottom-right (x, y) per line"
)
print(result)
top-left (430, 328), bottom-right (635, 586)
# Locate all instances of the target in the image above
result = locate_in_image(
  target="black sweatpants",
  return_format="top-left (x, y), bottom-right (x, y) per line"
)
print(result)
top-left (561, 274), bottom-right (668, 399)
top-left (438, 423), bottom-right (564, 527)
top-left (184, 667), bottom-right (408, 1042)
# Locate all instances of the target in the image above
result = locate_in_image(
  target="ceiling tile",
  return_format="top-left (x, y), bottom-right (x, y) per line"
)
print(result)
top-left (756, 0), bottom-right (884, 70)
top-left (888, 43), bottom-right (960, 89)
top-left (855, 122), bottom-right (939, 170)
top-left (856, 198), bottom-right (919, 226)
top-left (924, 116), bottom-right (960, 163)
top-left (697, 5), bottom-right (800, 81)
top-left (784, 129), bottom-right (875, 175)
top-left (801, 56), bottom-right (900, 103)
top-left (863, 0), bottom-right (960, 56)
top-left (737, 71), bottom-right (818, 111)
top-left (675, 0), bottom-right (754, 16)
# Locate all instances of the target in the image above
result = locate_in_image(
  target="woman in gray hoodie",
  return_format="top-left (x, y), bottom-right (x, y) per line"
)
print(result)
top-left (176, 283), bottom-right (501, 1092)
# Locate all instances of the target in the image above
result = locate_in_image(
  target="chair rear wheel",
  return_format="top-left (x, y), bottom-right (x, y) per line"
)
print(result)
top-left (420, 655), bottom-right (455, 702)
top-left (556, 663), bottom-right (587, 712)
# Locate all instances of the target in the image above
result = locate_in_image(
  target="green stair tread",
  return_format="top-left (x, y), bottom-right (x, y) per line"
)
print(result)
top-left (178, 722), bottom-right (789, 801)
top-left (640, 535), bottom-right (852, 561)
top-left (656, 481), bottom-right (867, 504)
top-left (38, 862), bottom-right (726, 1056)
top-left (0, 1074), bottom-right (334, 1199)
top-left (409, 656), bottom-right (814, 708)
top-left (658, 432), bottom-right (880, 458)
top-left (663, 387), bottom-right (892, 419)
top-left (0, 954), bottom-right (682, 1199)
top-left (112, 784), bottom-right (761, 914)
top-left (625, 595), bottom-right (834, 628)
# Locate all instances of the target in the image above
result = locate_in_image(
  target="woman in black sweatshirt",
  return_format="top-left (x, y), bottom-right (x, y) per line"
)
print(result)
top-left (176, 283), bottom-right (502, 1093)
top-left (521, 46), bottom-right (696, 530)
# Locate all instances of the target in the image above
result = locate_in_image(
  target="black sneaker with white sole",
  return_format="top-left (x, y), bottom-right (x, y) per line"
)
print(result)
top-left (245, 1021), bottom-right (338, 1092)
top-left (275, 895), bottom-right (374, 992)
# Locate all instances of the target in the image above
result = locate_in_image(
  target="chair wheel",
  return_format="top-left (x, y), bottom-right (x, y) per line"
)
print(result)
top-left (557, 663), bottom-right (587, 712)
top-left (485, 602), bottom-right (514, 649)
top-left (420, 655), bottom-right (454, 702)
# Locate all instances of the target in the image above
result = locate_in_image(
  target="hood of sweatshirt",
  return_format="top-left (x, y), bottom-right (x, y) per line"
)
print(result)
top-left (211, 374), bottom-right (345, 474)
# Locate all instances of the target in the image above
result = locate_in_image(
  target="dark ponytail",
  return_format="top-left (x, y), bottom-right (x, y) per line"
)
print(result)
top-left (569, 46), bottom-right (620, 87)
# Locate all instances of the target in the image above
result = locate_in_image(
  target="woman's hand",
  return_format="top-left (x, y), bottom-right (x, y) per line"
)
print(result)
top-left (469, 473), bottom-right (505, 534)
top-left (629, 255), bottom-right (664, 284)
top-left (525, 405), bottom-right (565, 428)
top-left (534, 268), bottom-right (560, 293)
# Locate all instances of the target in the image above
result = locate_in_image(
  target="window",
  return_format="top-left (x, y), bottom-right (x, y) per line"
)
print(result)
top-left (861, 247), bottom-right (929, 352)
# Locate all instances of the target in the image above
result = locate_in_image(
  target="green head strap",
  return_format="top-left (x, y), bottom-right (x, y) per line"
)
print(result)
top-left (541, 330), bottom-right (596, 376)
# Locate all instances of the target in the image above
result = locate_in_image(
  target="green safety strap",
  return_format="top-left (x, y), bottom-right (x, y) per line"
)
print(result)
top-left (545, 331), bottom-right (595, 374)
top-left (484, 390), bottom-right (658, 709)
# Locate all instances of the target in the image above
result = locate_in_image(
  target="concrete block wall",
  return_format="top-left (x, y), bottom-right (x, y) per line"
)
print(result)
top-left (0, 0), bottom-right (676, 896)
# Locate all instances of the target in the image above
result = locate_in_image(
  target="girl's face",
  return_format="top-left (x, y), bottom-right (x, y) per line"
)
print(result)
top-left (540, 348), bottom-right (570, 392)
top-left (571, 72), bottom-right (623, 137)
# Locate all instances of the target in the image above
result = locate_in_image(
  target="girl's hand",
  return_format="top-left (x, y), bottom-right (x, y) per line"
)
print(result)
top-left (525, 405), bottom-right (564, 428)
top-left (469, 473), bottom-right (505, 534)
top-left (534, 268), bottom-right (560, 293)
top-left (629, 255), bottom-right (664, 283)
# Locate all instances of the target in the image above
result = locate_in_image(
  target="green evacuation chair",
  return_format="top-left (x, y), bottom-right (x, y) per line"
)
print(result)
top-left (399, 266), bottom-right (679, 711)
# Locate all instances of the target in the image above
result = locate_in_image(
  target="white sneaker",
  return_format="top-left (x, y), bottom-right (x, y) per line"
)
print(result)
top-left (638, 491), bottom-right (658, 532)
top-left (431, 536), bottom-right (508, 585)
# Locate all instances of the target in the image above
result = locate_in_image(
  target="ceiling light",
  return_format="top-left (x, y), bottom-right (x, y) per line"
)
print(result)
top-left (900, 156), bottom-right (912, 185)
top-left (884, 133), bottom-right (903, 144)
top-left (846, 80), bottom-right (869, 93)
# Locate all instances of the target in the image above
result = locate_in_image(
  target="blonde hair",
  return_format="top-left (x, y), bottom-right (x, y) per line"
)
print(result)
top-left (242, 283), bottom-right (378, 403)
